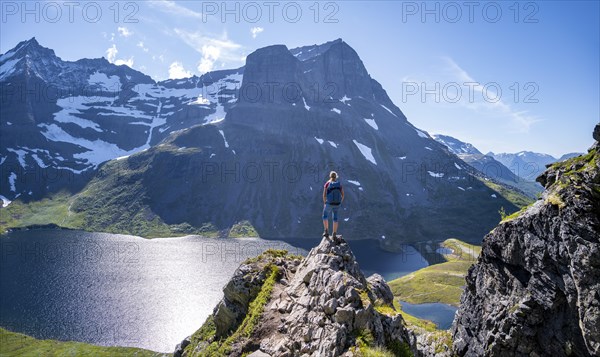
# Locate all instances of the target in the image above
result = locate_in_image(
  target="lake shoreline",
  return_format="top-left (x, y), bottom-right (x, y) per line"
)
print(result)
top-left (0, 230), bottom-right (433, 352)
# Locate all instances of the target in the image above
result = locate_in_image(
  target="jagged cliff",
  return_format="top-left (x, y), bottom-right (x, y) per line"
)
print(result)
top-left (452, 125), bottom-right (600, 356)
top-left (175, 237), bottom-right (416, 357)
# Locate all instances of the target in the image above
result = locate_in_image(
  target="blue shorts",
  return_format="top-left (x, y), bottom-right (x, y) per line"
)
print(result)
top-left (322, 203), bottom-right (340, 222)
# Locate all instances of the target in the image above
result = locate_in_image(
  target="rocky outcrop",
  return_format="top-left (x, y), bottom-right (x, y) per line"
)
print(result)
top-left (452, 126), bottom-right (600, 356)
top-left (179, 237), bottom-right (415, 356)
top-left (258, 237), bottom-right (410, 356)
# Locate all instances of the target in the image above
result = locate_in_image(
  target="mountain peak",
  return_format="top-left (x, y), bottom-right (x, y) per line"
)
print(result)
top-left (289, 38), bottom-right (344, 61)
top-left (1, 36), bottom-right (57, 62)
top-left (24, 37), bottom-right (40, 46)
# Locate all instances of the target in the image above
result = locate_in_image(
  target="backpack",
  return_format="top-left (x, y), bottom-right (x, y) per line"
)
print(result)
top-left (326, 181), bottom-right (342, 205)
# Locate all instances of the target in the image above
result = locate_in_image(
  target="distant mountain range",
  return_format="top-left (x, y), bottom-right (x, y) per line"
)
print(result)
top-left (433, 135), bottom-right (542, 197)
top-left (487, 151), bottom-right (582, 182)
top-left (0, 38), bottom-right (532, 245)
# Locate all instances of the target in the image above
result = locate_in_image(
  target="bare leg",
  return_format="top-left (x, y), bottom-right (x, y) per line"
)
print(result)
top-left (323, 219), bottom-right (329, 233)
top-left (333, 221), bottom-right (339, 235)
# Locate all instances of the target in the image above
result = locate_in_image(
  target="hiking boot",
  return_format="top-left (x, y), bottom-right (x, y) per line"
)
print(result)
top-left (332, 232), bottom-right (338, 241)
top-left (322, 230), bottom-right (329, 238)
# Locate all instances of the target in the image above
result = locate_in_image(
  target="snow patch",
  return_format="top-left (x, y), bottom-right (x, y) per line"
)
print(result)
top-left (380, 104), bottom-right (397, 117)
top-left (425, 147), bottom-right (433, 151)
top-left (0, 195), bottom-right (11, 207)
top-left (347, 180), bottom-right (361, 186)
top-left (54, 97), bottom-right (104, 132)
top-left (415, 128), bottom-right (429, 138)
top-left (331, 108), bottom-right (341, 115)
top-left (303, 97), bottom-right (310, 111)
top-left (38, 123), bottom-right (143, 170)
top-left (7, 148), bottom-right (27, 168)
top-left (204, 102), bottom-right (226, 124)
top-left (454, 163), bottom-right (462, 170)
top-left (88, 71), bottom-right (121, 92)
top-left (0, 58), bottom-right (21, 80)
top-left (427, 171), bottom-right (445, 178)
top-left (218, 130), bottom-right (230, 148)
top-left (398, 156), bottom-right (407, 160)
top-left (340, 95), bottom-right (351, 104)
top-left (328, 141), bottom-right (338, 148)
top-left (458, 187), bottom-right (465, 191)
top-left (491, 194), bottom-right (497, 198)
top-left (190, 95), bottom-right (211, 106)
top-left (344, 218), bottom-right (350, 222)
top-left (31, 154), bottom-right (48, 168)
top-left (364, 118), bottom-right (378, 130)
top-left (8, 172), bottom-right (16, 192)
top-left (353, 140), bottom-right (377, 165)
top-left (315, 137), bottom-right (324, 145)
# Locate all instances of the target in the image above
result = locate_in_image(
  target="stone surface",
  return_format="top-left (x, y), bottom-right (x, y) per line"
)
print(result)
top-left (367, 273), bottom-right (395, 306)
top-left (258, 237), bottom-right (411, 356)
top-left (452, 140), bottom-right (600, 356)
top-left (181, 236), bottom-right (419, 356)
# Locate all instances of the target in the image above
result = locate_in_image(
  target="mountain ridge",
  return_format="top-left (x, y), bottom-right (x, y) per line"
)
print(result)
top-left (433, 134), bottom-right (543, 198)
top-left (1, 38), bottom-right (532, 244)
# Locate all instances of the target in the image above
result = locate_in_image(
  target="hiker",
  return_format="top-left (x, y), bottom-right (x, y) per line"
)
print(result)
top-left (322, 171), bottom-right (344, 240)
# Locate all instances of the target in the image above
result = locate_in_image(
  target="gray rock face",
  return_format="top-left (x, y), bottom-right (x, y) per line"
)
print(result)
top-left (366, 274), bottom-right (395, 307)
top-left (182, 237), bottom-right (415, 356)
top-left (452, 145), bottom-right (600, 356)
top-left (258, 237), bottom-right (410, 356)
top-left (213, 262), bottom-right (273, 337)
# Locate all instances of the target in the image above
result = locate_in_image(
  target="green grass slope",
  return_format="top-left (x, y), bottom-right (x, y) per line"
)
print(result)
top-left (389, 239), bottom-right (481, 306)
top-left (0, 328), bottom-right (166, 357)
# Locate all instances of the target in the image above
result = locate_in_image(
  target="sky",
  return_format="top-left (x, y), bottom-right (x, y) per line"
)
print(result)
top-left (1, 0), bottom-right (598, 157)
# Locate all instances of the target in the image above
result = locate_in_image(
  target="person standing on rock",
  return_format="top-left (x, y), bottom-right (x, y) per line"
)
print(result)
top-left (322, 171), bottom-right (344, 240)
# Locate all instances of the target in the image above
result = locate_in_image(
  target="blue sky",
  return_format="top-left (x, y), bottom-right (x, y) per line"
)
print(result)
top-left (1, 0), bottom-right (598, 157)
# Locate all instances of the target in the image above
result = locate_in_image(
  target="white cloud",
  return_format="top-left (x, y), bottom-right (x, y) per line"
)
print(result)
top-left (198, 45), bottom-right (220, 73)
top-left (443, 57), bottom-right (542, 133)
top-left (250, 27), bottom-right (264, 39)
top-left (148, 0), bottom-right (203, 19)
top-left (115, 57), bottom-right (134, 68)
top-left (173, 29), bottom-right (243, 74)
top-left (168, 61), bottom-right (192, 79)
top-left (118, 26), bottom-right (133, 37)
top-left (106, 44), bottom-right (118, 62)
top-left (137, 41), bottom-right (149, 52)
top-left (106, 44), bottom-right (134, 68)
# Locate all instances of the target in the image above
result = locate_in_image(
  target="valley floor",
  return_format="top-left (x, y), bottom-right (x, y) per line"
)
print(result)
top-left (389, 239), bottom-right (481, 306)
